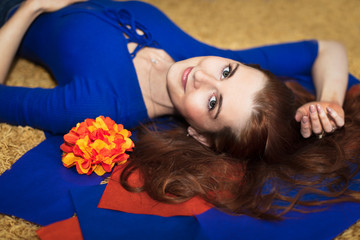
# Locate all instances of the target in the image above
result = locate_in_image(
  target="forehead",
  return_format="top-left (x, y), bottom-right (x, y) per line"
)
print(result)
top-left (218, 64), bottom-right (266, 133)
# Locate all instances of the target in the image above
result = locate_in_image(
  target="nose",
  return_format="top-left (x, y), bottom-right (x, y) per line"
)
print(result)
top-left (193, 70), bottom-right (217, 89)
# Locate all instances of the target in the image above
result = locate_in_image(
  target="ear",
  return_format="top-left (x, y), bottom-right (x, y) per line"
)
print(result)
top-left (187, 126), bottom-right (211, 147)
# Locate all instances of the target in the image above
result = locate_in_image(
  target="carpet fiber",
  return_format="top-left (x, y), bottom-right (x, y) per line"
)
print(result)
top-left (1, 0), bottom-right (359, 239)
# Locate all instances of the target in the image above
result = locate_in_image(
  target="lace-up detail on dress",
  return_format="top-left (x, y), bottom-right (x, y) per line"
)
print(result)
top-left (60, 2), bottom-right (158, 58)
top-left (104, 9), bottom-right (157, 58)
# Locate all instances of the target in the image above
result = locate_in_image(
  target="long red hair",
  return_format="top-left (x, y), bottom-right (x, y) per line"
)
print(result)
top-left (120, 66), bottom-right (360, 220)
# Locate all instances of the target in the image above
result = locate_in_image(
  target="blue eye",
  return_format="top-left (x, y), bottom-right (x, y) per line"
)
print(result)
top-left (221, 65), bottom-right (232, 79)
top-left (208, 95), bottom-right (217, 110)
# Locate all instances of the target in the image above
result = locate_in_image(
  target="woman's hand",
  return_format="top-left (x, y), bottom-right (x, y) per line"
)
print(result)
top-left (27, 0), bottom-right (87, 14)
top-left (295, 101), bottom-right (344, 138)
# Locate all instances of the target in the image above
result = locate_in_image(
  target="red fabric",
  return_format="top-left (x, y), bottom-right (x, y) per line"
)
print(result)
top-left (98, 165), bottom-right (213, 217)
top-left (347, 84), bottom-right (360, 98)
top-left (36, 216), bottom-right (83, 240)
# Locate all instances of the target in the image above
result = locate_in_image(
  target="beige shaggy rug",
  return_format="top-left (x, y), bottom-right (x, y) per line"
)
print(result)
top-left (0, 0), bottom-right (359, 239)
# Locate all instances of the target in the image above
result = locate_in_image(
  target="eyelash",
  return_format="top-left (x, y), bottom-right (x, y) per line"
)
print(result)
top-left (221, 64), bottom-right (232, 79)
top-left (208, 93), bottom-right (217, 111)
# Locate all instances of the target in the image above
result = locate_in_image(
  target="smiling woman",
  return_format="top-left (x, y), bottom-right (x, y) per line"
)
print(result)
top-left (166, 57), bottom-right (266, 138)
top-left (0, 0), bottom-right (360, 234)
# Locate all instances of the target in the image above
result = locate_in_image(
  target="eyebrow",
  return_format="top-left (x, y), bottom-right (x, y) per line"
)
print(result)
top-left (214, 94), bottom-right (222, 119)
top-left (227, 63), bottom-right (239, 79)
top-left (214, 63), bottom-right (239, 120)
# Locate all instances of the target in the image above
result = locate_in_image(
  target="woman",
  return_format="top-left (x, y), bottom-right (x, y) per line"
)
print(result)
top-left (0, 0), bottom-right (359, 219)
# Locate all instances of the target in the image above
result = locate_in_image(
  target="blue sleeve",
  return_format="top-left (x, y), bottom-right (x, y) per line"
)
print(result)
top-left (228, 40), bottom-right (320, 93)
top-left (233, 40), bottom-right (319, 77)
top-left (0, 76), bottom-right (147, 134)
top-left (0, 81), bottom-right (108, 134)
top-left (228, 40), bottom-right (359, 92)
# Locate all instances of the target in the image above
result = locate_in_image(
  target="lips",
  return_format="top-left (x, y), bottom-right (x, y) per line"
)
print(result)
top-left (182, 67), bottom-right (193, 91)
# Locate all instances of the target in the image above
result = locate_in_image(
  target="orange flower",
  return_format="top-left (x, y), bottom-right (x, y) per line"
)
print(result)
top-left (60, 116), bottom-right (134, 176)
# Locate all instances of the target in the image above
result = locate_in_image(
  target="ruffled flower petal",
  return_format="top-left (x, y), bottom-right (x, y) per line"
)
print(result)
top-left (61, 116), bottom-right (134, 176)
top-left (76, 160), bottom-right (89, 175)
top-left (93, 165), bottom-right (107, 176)
top-left (63, 132), bottom-right (79, 145)
top-left (60, 143), bottom-right (74, 153)
top-left (62, 153), bottom-right (81, 167)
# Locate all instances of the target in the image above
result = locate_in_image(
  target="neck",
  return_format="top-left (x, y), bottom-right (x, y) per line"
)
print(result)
top-left (146, 53), bottom-right (175, 118)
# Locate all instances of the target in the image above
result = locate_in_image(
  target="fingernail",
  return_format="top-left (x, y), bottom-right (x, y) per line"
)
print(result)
top-left (310, 105), bottom-right (316, 113)
top-left (302, 116), bottom-right (309, 123)
top-left (317, 104), bottom-right (325, 115)
top-left (316, 104), bottom-right (322, 111)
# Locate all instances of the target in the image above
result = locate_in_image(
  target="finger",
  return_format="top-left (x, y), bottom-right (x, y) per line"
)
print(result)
top-left (316, 104), bottom-right (333, 133)
top-left (326, 107), bottom-right (345, 127)
top-left (309, 105), bottom-right (322, 134)
top-left (295, 108), bottom-right (306, 122)
top-left (300, 116), bottom-right (312, 138)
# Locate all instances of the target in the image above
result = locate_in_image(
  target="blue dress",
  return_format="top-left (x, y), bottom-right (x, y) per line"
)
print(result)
top-left (0, 0), bottom-right (358, 134)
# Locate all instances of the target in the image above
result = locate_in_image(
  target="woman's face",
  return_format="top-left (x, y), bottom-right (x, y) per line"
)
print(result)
top-left (166, 56), bottom-right (267, 135)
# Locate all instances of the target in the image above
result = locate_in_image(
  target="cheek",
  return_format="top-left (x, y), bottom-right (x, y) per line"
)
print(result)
top-left (183, 94), bottom-right (206, 125)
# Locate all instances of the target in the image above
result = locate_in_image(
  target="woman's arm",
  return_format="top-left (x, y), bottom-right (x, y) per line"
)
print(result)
top-left (0, 0), bottom-right (86, 84)
top-left (313, 40), bottom-right (348, 106)
top-left (0, 1), bottom-right (42, 84)
top-left (295, 40), bottom-right (348, 138)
